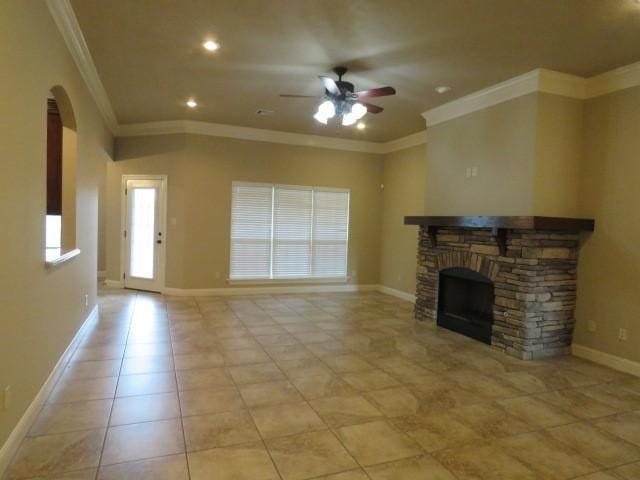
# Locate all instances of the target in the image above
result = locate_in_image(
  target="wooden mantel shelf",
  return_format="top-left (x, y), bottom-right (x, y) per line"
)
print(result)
top-left (404, 216), bottom-right (594, 256)
top-left (404, 216), bottom-right (594, 231)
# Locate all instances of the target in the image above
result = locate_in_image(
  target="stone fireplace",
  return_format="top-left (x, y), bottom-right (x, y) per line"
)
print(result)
top-left (404, 216), bottom-right (595, 360)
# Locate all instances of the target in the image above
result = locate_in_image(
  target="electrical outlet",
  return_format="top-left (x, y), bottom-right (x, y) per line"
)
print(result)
top-left (619, 328), bottom-right (628, 341)
top-left (3, 385), bottom-right (11, 411)
top-left (84, 294), bottom-right (89, 307)
top-left (588, 320), bottom-right (596, 332)
top-left (471, 166), bottom-right (478, 177)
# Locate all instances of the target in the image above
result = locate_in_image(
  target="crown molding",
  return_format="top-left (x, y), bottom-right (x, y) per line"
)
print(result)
top-left (422, 64), bottom-right (640, 127)
top-left (116, 120), bottom-right (426, 154)
top-left (46, 0), bottom-right (118, 133)
top-left (586, 61), bottom-right (640, 98)
top-left (378, 130), bottom-right (427, 154)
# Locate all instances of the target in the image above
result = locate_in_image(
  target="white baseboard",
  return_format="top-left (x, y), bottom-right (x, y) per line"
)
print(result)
top-left (378, 285), bottom-right (416, 303)
top-left (572, 343), bottom-right (640, 377)
top-left (163, 284), bottom-right (380, 296)
top-left (104, 279), bottom-right (124, 288)
top-left (0, 305), bottom-right (99, 476)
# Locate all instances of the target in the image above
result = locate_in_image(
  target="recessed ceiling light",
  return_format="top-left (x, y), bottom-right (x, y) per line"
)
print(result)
top-left (435, 85), bottom-right (451, 94)
top-left (202, 40), bottom-right (220, 52)
top-left (356, 122), bottom-right (366, 130)
top-left (186, 99), bottom-right (198, 108)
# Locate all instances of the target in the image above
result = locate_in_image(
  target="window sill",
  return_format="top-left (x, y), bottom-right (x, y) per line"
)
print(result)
top-left (228, 276), bottom-right (350, 286)
top-left (45, 248), bottom-right (81, 268)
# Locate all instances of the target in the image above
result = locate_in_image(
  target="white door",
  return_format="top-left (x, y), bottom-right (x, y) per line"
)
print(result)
top-left (123, 177), bottom-right (166, 292)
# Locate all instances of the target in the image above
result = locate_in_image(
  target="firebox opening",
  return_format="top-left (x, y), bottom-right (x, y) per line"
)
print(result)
top-left (437, 267), bottom-right (494, 344)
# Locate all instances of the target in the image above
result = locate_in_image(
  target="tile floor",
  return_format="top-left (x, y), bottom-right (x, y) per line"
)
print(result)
top-left (5, 287), bottom-right (640, 479)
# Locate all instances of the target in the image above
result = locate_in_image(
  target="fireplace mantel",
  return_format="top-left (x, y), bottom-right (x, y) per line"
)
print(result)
top-left (405, 216), bottom-right (594, 256)
top-left (404, 215), bottom-right (595, 231)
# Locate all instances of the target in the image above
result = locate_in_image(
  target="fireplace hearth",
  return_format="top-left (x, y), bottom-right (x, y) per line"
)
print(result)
top-left (438, 268), bottom-right (494, 344)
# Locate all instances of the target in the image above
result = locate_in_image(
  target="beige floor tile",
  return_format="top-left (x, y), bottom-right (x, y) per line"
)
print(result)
top-left (310, 395), bottom-right (383, 428)
top-left (364, 386), bottom-right (421, 417)
top-left (613, 461), bottom-right (640, 479)
top-left (496, 394), bottom-right (577, 428)
top-left (366, 455), bottom-right (458, 480)
top-left (30, 399), bottom-right (112, 435)
top-left (594, 411), bottom-right (640, 447)
top-left (97, 454), bottom-right (189, 479)
top-left (176, 367), bottom-right (233, 390)
top-left (336, 420), bottom-right (422, 466)
top-left (173, 351), bottom-right (225, 370)
top-left (276, 357), bottom-right (333, 378)
top-left (290, 374), bottom-right (356, 400)
top-left (498, 431), bottom-right (600, 479)
top-left (322, 354), bottom-right (375, 373)
top-left (579, 383), bottom-right (640, 412)
top-left (120, 355), bottom-right (174, 375)
top-left (124, 342), bottom-right (172, 358)
top-left (183, 410), bottom-right (261, 451)
top-left (101, 419), bottom-right (185, 465)
top-left (73, 344), bottom-right (126, 362)
top-left (572, 472), bottom-right (623, 480)
top-left (267, 430), bottom-right (358, 480)
top-left (448, 369), bottom-right (524, 398)
top-left (188, 443), bottom-right (279, 480)
top-left (312, 470), bottom-right (369, 480)
top-left (536, 389), bottom-right (619, 419)
top-left (264, 344), bottom-right (315, 361)
top-left (49, 377), bottom-right (118, 403)
top-left (116, 372), bottom-right (177, 397)
top-left (547, 421), bottom-right (640, 468)
top-left (110, 392), bottom-right (180, 425)
top-left (394, 411), bottom-right (483, 452)
top-left (434, 442), bottom-right (539, 480)
top-left (179, 386), bottom-right (245, 416)
top-left (63, 360), bottom-right (121, 380)
top-left (5, 429), bottom-right (105, 479)
top-left (238, 380), bottom-right (303, 407)
top-left (341, 369), bottom-right (400, 392)
top-left (250, 401), bottom-right (326, 438)
top-left (223, 347), bottom-right (271, 365)
top-left (448, 402), bottom-right (534, 439)
top-left (227, 362), bottom-right (286, 385)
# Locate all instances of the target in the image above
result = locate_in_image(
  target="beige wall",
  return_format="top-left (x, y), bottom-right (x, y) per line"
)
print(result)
top-left (573, 86), bottom-right (640, 363)
top-left (0, 1), bottom-right (113, 446)
top-left (107, 134), bottom-right (383, 289)
top-left (425, 94), bottom-right (538, 215)
top-left (533, 93), bottom-right (583, 217)
top-left (380, 145), bottom-right (426, 295)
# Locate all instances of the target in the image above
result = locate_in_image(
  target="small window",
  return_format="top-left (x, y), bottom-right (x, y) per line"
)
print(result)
top-left (230, 182), bottom-right (350, 280)
top-left (46, 87), bottom-right (77, 263)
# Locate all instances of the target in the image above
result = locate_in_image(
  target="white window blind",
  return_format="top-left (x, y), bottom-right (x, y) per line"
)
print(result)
top-left (230, 182), bottom-right (349, 280)
top-left (230, 183), bottom-right (273, 279)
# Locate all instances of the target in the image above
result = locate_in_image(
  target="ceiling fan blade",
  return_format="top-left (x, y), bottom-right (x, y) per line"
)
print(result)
top-left (279, 94), bottom-right (319, 98)
top-left (356, 86), bottom-right (396, 99)
top-left (319, 76), bottom-right (341, 96)
top-left (363, 103), bottom-right (384, 114)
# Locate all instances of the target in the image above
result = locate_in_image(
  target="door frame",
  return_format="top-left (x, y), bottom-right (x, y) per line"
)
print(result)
top-left (119, 174), bottom-right (168, 292)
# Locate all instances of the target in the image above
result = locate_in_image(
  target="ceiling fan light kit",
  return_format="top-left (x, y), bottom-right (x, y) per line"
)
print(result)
top-left (281, 66), bottom-right (396, 128)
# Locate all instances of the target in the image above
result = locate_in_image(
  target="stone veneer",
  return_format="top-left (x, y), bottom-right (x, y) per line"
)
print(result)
top-left (415, 226), bottom-right (580, 360)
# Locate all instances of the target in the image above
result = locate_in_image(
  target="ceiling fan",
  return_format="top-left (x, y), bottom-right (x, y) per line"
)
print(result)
top-left (280, 66), bottom-right (396, 126)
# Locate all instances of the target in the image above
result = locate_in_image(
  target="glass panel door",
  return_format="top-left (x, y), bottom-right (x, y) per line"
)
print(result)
top-left (124, 177), bottom-right (166, 292)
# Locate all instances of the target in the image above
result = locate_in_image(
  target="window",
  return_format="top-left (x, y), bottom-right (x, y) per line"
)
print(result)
top-left (45, 86), bottom-right (78, 263)
top-left (230, 182), bottom-right (350, 280)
